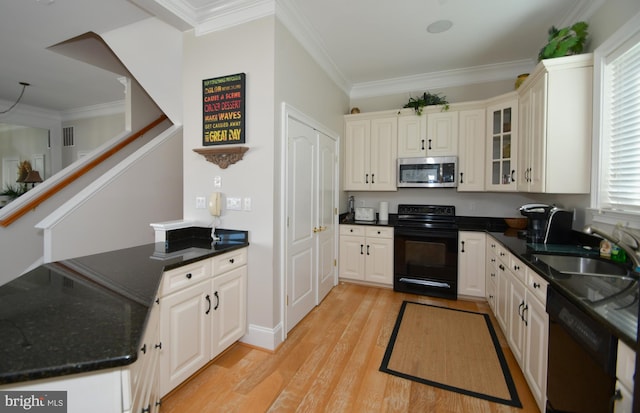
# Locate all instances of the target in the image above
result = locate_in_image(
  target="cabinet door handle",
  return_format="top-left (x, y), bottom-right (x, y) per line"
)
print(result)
top-left (186, 272), bottom-right (192, 279)
top-left (513, 264), bottom-right (520, 271)
top-left (366, 245), bottom-right (370, 255)
top-left (523, 304), bottom-right (528, 326)
top-left (498, 264), bottom-right (505, 271)
top-left (421, 139), bottom-right (425, 151)
top-left (510, 169), bottom-right (516, 182)
top-left (428, 139), bottom-right (432, 150)
top-left (142, 405), bottom-right (151, 413)
top-left (533, 282), bottom-right (540, 289)
top-left (518, 300), bottom-right (524, 319)
top-left (365, 173), bottom-right (369, 184)
top-left (214, 291), bottom-right (220, 310)
top-left (459, 172), bottom-right (464, 184)
top-left (155, 342), bottom-right (162, 350)
top-left (371, 173), bottom-right (375, 184)
top-left (205, 294), bottom-right (211, 314)
top-left (461, 240), bottom-right (465, 253)
top-left (140, 343), bottom-right (147, 354)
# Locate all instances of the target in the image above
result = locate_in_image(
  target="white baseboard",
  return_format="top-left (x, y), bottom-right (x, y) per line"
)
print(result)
top-left (240, 322), bottom-right (283, 351)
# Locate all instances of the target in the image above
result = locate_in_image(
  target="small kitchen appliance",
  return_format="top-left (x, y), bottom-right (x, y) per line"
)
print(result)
top-left (519, 204), bottom-right (573, 244)
top-left (354, 207), bottom-right (375, 222)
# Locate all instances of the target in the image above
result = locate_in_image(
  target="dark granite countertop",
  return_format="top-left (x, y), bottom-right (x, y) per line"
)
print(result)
top-left (338, 213), bottom-right (637, 346)
top-left (489, 232), bottom-right (638, 347)
top-left (0, 228), bottom-right (249, 385)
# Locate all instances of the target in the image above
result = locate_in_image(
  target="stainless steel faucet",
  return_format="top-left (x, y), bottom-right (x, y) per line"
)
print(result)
top-left (583, 225), bottom-right (640, 271)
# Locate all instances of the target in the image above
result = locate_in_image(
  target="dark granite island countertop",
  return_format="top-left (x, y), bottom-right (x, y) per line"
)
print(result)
top-left (0, 229), bottom-right (249, 385)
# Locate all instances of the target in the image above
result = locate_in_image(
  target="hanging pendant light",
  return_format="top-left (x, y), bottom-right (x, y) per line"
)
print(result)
top-left (0, 82), bottom-right (30, 115)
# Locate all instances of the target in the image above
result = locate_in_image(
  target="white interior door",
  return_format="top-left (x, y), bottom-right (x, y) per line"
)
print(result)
top-left (286, 118), bottom-right (317, 332)
top-left (317, 132), bottom-right (337, 302)
top-left (2, 157), bottom-right (19, 189)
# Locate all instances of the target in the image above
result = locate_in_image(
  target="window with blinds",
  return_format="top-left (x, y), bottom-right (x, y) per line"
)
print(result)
top-left (601, 37), bottom-right (640, 212)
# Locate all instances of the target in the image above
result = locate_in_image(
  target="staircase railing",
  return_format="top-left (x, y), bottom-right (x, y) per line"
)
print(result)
top-left (0, 114), bottom-right (168, 227)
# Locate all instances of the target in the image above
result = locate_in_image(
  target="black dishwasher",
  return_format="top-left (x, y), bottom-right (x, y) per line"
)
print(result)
top-left (546, 285), bottom-right (618, 413)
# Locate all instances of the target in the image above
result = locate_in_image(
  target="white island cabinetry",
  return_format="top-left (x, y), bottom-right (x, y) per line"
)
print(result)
top-left (159, 248), bottom-right (247, 397)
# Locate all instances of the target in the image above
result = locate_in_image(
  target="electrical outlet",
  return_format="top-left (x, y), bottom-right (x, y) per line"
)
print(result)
top-left (243, 197), bottom-right (251, 211)
top-left (195, 196), bottom-right (206, 209)
top-left (226, 197), bottom-right (242, 210)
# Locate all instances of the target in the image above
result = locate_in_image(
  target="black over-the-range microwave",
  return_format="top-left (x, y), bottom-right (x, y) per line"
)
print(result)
top-left (397, 156), bottom-right (457, 188)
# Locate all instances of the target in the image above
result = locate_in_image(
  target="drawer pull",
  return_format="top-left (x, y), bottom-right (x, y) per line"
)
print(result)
top-left (513, 265), bottom-right (520, 271)
top-left (498, 264), bottom-right (505, 271)
top-left (155, 342), bottom-right (162, 350)
top-left (186, 273), bottom-right (192, 279)
top-left (229, 258), bottom-right (235, 264)
top-left (140, 344), bottom-right (147, 354)
top-left (533, 282), bottom-right (540, 289)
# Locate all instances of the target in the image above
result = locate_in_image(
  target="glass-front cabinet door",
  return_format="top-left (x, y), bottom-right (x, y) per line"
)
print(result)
top-left (486, 96), bottom-right (518, 191)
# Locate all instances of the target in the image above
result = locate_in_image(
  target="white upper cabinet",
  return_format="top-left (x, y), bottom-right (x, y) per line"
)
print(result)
top-left (397, 109), bottom-right (458, 158)
top-left (457, 108), bottom-right (486, 191)
top-left (517, 54), bottom-right (593, 193)
top-left (485, 94), bottom-right (518, 192)
top-left (344, 113), bottom-right (398, 191)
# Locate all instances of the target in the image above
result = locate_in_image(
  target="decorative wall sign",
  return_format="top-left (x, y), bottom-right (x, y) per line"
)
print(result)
top-left (202, 73), bottom-right (246, 145)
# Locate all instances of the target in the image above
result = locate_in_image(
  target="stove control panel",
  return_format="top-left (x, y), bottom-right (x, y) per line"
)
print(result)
top-left (398, 204), bottom-right (456, 217)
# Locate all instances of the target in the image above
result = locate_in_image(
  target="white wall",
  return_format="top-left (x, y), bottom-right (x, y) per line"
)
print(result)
top-left (182, 17), bottom-right (279, 348)
top-left (39, 124), bottom-right (182, 262)
top-left (180, 16), bottom-right (349, 350)
top-left (102, 17), bottom-right (184, 126)
top-left (61, 113), bottom-right (125, 167)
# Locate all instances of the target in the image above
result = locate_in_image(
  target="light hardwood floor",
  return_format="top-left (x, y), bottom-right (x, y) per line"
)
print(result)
top-left (161, 282), bottom-right (540, 413)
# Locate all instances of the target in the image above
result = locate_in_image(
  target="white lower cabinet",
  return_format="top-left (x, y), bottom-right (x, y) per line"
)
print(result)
top-left (159, 278), bottom-right (212, 395)
top-left (339, 225), bottom-right (393, 285)
top-left (159, 248), bottom-right (247, 397)
top-left (126, 303), bottom-right (161, 413)
top-left (458, 231), bottom-right (486, 297)
top-left (487, 235), bottom-right (548, 412)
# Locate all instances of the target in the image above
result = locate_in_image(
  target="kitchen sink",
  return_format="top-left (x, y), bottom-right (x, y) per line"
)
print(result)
top-left (532, 254), bottom-right (629, 277)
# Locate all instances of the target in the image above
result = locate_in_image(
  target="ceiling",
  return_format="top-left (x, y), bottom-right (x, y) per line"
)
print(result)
top-left (0, 0), bottom-right (604, 115)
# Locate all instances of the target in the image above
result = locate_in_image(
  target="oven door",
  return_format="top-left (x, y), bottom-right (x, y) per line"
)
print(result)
top-left (393, 226), bottom-right (458, 299)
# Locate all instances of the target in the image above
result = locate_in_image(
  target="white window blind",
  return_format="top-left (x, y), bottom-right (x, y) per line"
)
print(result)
top-left (602, 39), bottom-right (640, 211)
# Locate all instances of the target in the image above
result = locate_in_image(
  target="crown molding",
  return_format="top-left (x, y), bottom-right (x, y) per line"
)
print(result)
top-left (350, 59), bottom-right (536, 99)
top-left (148, 0), bottom-right (276, 35)
top-left (61, 100), bottom-right (126, 122)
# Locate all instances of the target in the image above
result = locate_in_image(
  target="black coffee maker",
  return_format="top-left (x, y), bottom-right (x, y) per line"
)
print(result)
top-left (519, 204), bottom-right (574, 244)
